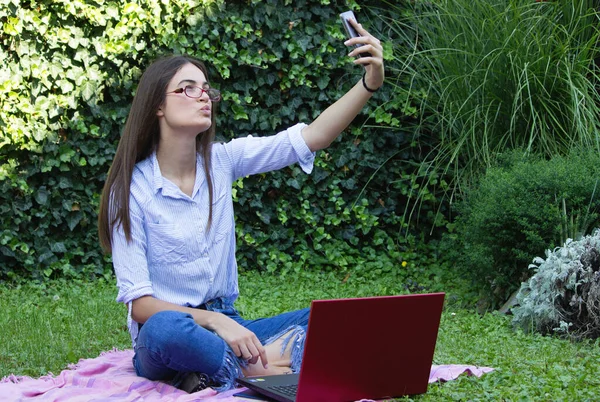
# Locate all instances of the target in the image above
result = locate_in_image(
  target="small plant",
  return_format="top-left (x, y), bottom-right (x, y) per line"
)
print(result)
top-left (512, 229), bottom-right (600, 340)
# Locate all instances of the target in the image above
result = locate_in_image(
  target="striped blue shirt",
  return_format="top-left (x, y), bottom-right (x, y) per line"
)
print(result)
top-left (111, 123), bottom-right (315, 346)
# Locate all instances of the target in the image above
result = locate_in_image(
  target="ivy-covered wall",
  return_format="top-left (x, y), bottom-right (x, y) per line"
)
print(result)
top-left (0, 0), bottom-right (432, 281)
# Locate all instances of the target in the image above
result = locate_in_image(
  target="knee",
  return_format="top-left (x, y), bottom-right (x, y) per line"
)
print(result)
top-left (140, 310), bottom-right (195, 345)
top-left (145, 310), bottom-right (192, 328)
top-left (297, 307), bottom-right (310, 327)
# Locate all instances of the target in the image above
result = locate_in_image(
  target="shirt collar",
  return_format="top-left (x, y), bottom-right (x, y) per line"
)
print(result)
top-left (150, 151), bottom-right (206, 200)
top-left (192, 153), bottom-right (206, 199)
top-left (150, 152), bottom-right (164, 195)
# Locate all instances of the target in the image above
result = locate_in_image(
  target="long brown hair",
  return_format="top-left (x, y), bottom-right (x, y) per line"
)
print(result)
top-left (98, 55), bottom-right (216, 253)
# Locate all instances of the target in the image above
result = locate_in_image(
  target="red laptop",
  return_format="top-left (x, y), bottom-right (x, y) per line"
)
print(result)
top-left (236, 293), bottom-right (445, 402)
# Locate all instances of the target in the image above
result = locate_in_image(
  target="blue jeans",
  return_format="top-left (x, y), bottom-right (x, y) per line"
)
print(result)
top-left (133, 297), bottom-right (310, 391)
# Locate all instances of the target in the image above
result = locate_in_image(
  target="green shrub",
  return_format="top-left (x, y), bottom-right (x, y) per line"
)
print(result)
top-left (445, 150), bottom-right (600, 308)
top-left (512, 229), bottom-right (600, 340)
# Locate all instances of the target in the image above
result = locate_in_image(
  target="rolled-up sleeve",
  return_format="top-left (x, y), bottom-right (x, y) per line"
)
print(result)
top-left (288, 123), bottom-right (315, 174)
top-left (220, 123), bottom-right (316, 180)
top-left (111, 195), bottom-right (153, 305)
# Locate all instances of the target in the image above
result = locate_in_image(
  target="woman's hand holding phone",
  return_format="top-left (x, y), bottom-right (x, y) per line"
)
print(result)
top-left (339, 10), bottom-right (384, 92)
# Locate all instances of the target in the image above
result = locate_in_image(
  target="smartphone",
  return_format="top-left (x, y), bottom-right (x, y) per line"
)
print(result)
top-left (339, 10), bottom-right (372, 58)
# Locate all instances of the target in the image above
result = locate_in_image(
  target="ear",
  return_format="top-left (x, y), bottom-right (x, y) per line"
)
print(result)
top-left (156, 107), bottom-right (164, 117)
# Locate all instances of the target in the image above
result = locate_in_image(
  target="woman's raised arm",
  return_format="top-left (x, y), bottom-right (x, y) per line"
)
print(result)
top-left (301, 18), bottom-right (385, 152)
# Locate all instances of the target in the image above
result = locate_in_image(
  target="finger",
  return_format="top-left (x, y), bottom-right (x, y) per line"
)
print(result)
top-left (349, 20), bottom-right (384, 52)
top-left (253, 339), bottom-right (269, 369)
top-left (353, 57), bottom-right (384, 69)
top-left (344, 36), bottom-right (381, 50)
top-left (238, 344), bottom-right (253, 361)
top-left (246, 342), bottom-right (262, 365)
top-left (348, 44), bottom-right (382, 59)
top-left (232, 343), bottom-right (243, 358)
top-left (345, 41), bottom-right (383, 61)
top-left (349, 18), bottom-right (371, 37)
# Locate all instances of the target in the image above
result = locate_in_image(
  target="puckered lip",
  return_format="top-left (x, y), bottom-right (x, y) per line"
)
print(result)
top-left (200, 105), bottom-right (211, 112)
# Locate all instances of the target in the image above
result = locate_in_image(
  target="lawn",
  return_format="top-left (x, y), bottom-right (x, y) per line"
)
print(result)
top-left (1, 270), bottom-right (599, 401)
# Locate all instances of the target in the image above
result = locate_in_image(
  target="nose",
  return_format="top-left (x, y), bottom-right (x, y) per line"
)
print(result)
top-left (196, 89), bottom-right (210, 102)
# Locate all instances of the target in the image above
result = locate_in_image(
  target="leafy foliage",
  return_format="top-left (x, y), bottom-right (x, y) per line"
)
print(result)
top-left (512, 229), bottom-right (600, 340)
top-left (0, 0), bottom-right (432, 281)
top-left (443, 150), bottom-right (600, 307)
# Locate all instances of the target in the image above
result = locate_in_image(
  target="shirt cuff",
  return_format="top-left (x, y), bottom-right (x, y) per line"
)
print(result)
top-left (116, 281), bottom-right (154, 305)
top-left (287, 122), bottom-right (315, 174)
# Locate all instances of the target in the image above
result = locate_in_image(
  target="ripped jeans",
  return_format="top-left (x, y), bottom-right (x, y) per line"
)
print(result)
top-left (132, 297), bottom-right (310, 391)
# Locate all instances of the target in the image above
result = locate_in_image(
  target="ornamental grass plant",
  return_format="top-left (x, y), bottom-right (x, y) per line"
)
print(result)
top-left (377, 0), bottom-right (600, 214)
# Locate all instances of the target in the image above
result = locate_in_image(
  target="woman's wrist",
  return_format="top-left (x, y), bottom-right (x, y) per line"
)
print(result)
top-left (362, 73), bottom-right (380, 93)
top-left (196, 309), bottom-right (221, 331)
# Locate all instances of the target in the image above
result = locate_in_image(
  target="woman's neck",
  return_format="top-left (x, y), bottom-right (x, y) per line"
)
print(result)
top-left (156, 135), bottom-right (198, 196)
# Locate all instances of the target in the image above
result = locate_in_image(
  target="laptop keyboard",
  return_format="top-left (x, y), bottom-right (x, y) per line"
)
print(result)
top-left (269, 384), bottom-right (298, 397)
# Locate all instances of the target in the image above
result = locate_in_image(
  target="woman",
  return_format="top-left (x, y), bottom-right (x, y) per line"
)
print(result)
top-left (97, 19), bottom-right (384, 392)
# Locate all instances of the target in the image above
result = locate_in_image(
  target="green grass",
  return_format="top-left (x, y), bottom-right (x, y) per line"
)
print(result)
top-left (1, 271), bottom-right (599, 400)
top-left (0, 279), bottom-right (130, 377)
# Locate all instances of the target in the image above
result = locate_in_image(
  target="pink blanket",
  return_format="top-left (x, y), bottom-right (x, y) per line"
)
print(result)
top-left (0, 350), bottom-right (493, 401)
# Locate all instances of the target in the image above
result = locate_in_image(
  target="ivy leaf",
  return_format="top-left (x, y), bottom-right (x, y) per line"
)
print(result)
top-left (313, 169), bottom-right (329, 184)
top-left (62, 199), bottom-right (73, 211)
top-left (231, 104), bottom-right (249, 120)
top-left (66, 212), bottom-right (82, 231)
top-left (38, 250), bottom-right (56, 263)
top-left (35, 186), bottom-right (49, 206)
top-left (59, 146), bottom-right (76, 162)
top-left (58, 177), bottom-right (73, 189)
top-left (80, 80), bottom-right (97, 102)
top-left (50, 242), bottom-right (67, 253)
top-left (287, 178), bottom-right (300, 190)
top-left (317, 75), bottom-right (330, 90)
top-left (342, 178), bottom-right (356, 190)
top-left (3, 17), bottom-right (21, 36)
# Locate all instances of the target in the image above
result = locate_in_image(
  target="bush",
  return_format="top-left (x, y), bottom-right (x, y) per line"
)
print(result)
top-left (512, 229), bottom-right (600, 340)
top-left (444, 150), bottom-right (600, 308)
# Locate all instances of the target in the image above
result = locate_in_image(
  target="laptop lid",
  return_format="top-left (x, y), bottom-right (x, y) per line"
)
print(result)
top-left (297, 293), bottom-right (444, 401)
top-left (238, 293), bottom-right (445, 402)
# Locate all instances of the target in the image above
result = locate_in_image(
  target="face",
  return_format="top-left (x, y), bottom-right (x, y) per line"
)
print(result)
top-left (157, 63), bottom-right (213, 137)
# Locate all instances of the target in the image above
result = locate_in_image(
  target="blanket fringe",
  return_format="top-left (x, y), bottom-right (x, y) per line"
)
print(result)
top-left (1, 374), bottom-right (31, 384)
top-left (99, 347), bottom-right (127, 357)
top-left (2, 348), bottom-right (128, 384)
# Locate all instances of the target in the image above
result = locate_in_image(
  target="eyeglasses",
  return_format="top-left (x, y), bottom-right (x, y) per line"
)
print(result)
top-left (168, 85), bottom-right (221, 102)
